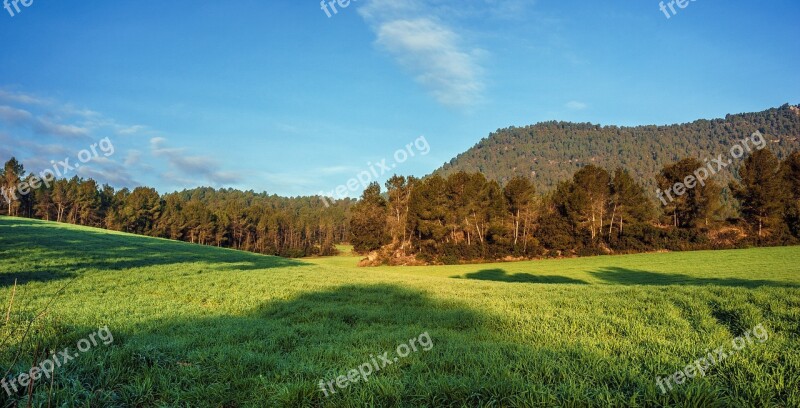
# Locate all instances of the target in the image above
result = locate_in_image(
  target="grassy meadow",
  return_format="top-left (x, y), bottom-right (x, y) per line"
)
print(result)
top-left (0, 216), bottom-right (799, 407)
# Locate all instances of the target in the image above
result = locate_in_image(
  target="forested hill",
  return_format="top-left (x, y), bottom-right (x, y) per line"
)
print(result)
top-left (436, 104), bottom-right (800, 194)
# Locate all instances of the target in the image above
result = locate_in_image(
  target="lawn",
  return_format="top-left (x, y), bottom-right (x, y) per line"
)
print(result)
top-left (0, 216), bottom-right (798, 407)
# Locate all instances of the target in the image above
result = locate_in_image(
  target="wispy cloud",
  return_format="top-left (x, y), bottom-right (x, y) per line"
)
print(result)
top-left (35, 119), bottom-right (91, 138)
top-left (0, 89), bottom-right (51, 106)
top-left (0, 89), bottom-right (141, 139)
top-left (359, 0), bottom-right (485, 108)
top-left (6, 137), bottom-right (139, 189)
top-left (123, 150), bottom-right (142, 166)
top-left (0, 88), bottom-right (238, 191)
top-left (0, 105), bottom-right (32, 123)
top-left (566, 101), bottom-right (588, 110)
top-left (0, 105), bottom-right (90, 138)
top-left (117, 124), bottom-right (147, 136)
top-left (76, 162), bottom-right (139, 187)
top-left (150, 137), bottom-right (240, 185)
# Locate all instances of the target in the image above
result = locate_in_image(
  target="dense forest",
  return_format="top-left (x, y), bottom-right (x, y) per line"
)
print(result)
top-left (0, 159), bottom-right (353, 257)
top-left (437, 104), bottom-right (800, 210)
top-left (352, 148), bottom-right (800, 264)
top-left (3, 106), bottom-right (800, 264)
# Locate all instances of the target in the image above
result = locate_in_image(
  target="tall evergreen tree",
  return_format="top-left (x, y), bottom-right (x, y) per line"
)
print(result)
top-left (609, 168), bottom-right (653, 237)
top-left (503, 176), bottom-right (536, 247)
top-left (730, 149), bottom-right (785, 239)
top-left (349, 182), bottom-right (390, 254)
top-left (781, 151), bottom-right (800, 238)
top-left (385, 175), bottom-right (415, 252)
top-left (408, 175), bottom-right (449, 258)
top-left (2, 157), bottom-right (24, 216)
top-left (567, 165), bottom-right (611, 241)
top-left (657, 158), bottom-right (721, 228)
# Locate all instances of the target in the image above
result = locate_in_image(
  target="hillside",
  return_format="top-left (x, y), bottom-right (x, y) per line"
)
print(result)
top-left (436, 104), bottom-right (800, 195)
top-left (1, 216), bottom-right (799, 406)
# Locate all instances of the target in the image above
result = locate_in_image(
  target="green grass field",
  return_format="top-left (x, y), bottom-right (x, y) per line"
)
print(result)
top-left (1, 216), bottom-right (799, 407)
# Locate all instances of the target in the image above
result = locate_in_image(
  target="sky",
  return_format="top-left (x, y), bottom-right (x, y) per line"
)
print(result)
top-left (0, 0), bottom-right (798, 198)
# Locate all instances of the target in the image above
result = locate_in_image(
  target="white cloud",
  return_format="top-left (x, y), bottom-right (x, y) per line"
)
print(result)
top-left (61, 106), bottom-right (101, 119)
top-left (0, 88), bottom-right (237, 191)
top-left (35, 120), bottom-right (90, 138)
top-left (0, 105), bottom-right (33, 123)
top-left (359, 0), bottom-right (485, 108)
top-left (117, 124), bottom-right (147, 136)
top-left (0, 89), bottom-right (50, 106)
top-left (0, 105), bottom-right (90, 138)
top-left (0, 88), bottom-right (141, 140)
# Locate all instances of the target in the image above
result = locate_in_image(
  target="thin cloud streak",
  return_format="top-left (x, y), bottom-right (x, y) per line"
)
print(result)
top-left (0, 89), bottom-right (240, 192)
top-left (0, 105), bottom-right (91, 139)
top-left (150, 137), bottom-right (241, 185)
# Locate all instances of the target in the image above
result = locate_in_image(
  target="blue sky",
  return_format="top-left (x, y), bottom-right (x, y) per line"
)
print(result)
top-left (0, 0), bottom-right (798, 197)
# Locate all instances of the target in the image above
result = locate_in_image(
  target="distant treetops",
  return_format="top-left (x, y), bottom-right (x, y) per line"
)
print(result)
top-left (0, 105), bottom-right (800, 264)
top-left (350, 147), bottom-right (800, 264)
top-left (2, 141), bottom-right (799, 264)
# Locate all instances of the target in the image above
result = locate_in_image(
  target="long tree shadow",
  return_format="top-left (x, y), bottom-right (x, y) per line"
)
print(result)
top-left (0, 271), bottom-right (76, 287)
top-left (591, 267), bottom-right (800, 288)
top-left (0, 217), bottom-right (307, 285)
top-left (4, 285), bottom-right (493, 406)
top-left (453, 268), bottom-right (588, 284)
top-left (1, 284), bottom-right (699, 407)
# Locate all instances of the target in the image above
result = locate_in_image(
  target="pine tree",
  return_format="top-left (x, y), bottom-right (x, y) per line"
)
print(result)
top-left (781, 151), bottom-right (800, 238)
top-left (503, 176), bottom-right (535, 247)
top-left (2, 158), bottom-right (25, 216)
top-left (349, 182), bottom-right (389, 254)
top-left (568, 165), bottom-right (611, 241)
top-left (730, 149), bottom-right (785, 239)
top-left (657, 158), bottom-right (721, 228)
top-left (609, 168), bottom-right (653, 237)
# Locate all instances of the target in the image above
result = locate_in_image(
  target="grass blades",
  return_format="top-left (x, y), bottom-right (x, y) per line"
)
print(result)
top-left (0, 216), bottom-right (798, 407)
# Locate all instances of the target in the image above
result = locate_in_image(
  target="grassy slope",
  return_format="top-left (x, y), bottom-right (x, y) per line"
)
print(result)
top-left (0, 216), bottom-right (798, 407)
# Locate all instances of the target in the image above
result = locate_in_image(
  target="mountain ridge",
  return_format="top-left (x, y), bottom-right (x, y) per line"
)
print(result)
top-left (435, 104), bottom-right (800, 196)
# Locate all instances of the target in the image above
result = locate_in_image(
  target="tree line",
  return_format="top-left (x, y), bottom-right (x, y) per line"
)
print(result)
top-left (350, 148), bottom-right (800, 264)
top-left (3, 147), bottom-right (799, 264)
top-left (437, 104), bottom-right (800, 213)
top-left (1, 157), bottom-right (353, 258)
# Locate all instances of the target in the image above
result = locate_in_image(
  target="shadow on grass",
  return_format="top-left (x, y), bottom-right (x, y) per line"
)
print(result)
top-left (0, 217), bottom-right (307, 280)
top-left (452, 268), bottom-right (588, 284)
top-left (590, 267), bottom-right (799, 288)
top-left (3, 284), bottom-right (494, 406)
top-left (2, 283), bottom-right (752, 407)
top-left (0, 271), bottom-right (77, 287)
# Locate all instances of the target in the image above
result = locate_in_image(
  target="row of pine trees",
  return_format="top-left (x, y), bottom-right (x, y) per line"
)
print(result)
top-left (1, 158), bottom-right (352, 257)
top-left (2, 147), bottom-right (799, 263)
top-left (349, 149), bottom-right (800, 264)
